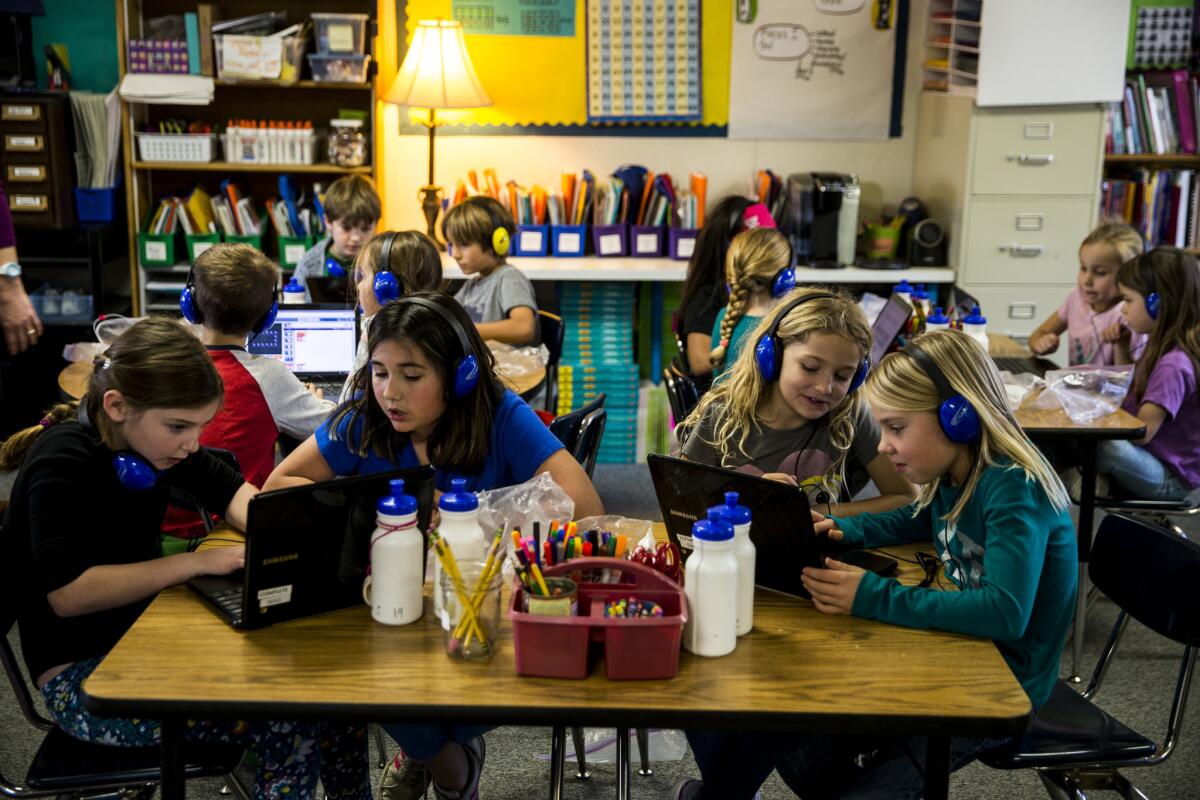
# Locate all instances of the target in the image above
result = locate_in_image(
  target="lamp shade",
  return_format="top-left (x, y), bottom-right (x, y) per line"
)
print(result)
top-left (384, 19), bottom-right (491, 110)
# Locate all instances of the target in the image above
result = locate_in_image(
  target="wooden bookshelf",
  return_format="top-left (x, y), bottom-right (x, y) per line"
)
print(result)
top-left (132, 161), bottom-right (374, 175)
top-left (214, 79), bottom-right (372, 91)
top-left (1105, 154), bottom-right (1200, 165)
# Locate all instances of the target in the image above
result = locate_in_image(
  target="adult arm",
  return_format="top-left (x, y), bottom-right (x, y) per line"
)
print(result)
top-left (0, 182), bottom-right (42, 354)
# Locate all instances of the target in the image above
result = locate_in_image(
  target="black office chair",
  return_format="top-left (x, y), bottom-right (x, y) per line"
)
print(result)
top-left (662, 367), bottom-right (699, 425)
top-left (1097, 490), bottom-right (1200, 540)
top-left (1, 609), bottom-right (248, 798)
top-left (548, 394), bottom-right (606, 455)
top-left (538, 310), bottom-right (565, 413)
top-left (980, 514), bottom-right (1199, 799)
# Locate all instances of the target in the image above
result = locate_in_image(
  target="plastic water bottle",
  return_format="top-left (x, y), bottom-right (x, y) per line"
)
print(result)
top-left (963, 305), bottom-right (989, 351)
top-left (894, 279), bottom-right (913, 306)
top-left (683, 509), bottom-right (738, 657)
top-left (925, 306), bottom-right (950, 332)
top-left (282, 277), bottom-right (306, 305)
top-left (364, 478), bottom-right (424, 625)
top-left (717, 492), bottom-right (755, 636)
top-left (433, 477), bottom-right (486, 623)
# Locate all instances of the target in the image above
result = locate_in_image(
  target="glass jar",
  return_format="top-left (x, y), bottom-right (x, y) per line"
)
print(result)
top-left (440, 560), bottom-right (503, 661)
top-left (327, 119), bottom-right (366, 167)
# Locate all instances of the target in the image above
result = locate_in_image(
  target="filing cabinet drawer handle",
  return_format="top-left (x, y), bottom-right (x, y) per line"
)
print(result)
top-left (997, 244), bottom-right (1045, 258)
top-left (1015, 213), bottom-right (1045, 231)
top-left (1005, 153), bottom-right (1055, 166)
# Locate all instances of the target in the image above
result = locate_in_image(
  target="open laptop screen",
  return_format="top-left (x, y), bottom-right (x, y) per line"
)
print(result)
top-left (869, 294), bottom-right (913, 365)
top-left (248, 306), bottom-right (357, 376)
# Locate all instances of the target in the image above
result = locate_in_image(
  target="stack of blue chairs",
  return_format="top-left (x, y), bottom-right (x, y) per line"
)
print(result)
top-left (557, 282), bottom-right (639, 464)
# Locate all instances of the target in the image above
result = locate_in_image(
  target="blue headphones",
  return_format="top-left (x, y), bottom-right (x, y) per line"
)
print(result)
top-left (1146, 290), bottom-right (1160, 320)
top-left (400, 296), bottom-right (480, 398)
top-left (179, 265), bottom-right (278, 337)
top-left (753, 292), bottom-right (870, 389)
top-left (770, 265), bottom-right (797, 298)
top-left (902, 342), bottom-right (981, 444)
top-left (78, 400), bottom-right (159, 491)
top-left (372, 232), bottom-right (403, 305)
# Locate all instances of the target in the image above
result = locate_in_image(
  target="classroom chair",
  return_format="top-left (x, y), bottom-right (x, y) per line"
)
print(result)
top-left (572, 404), bottom-right (607, 479)
top-left (1, 608), bottom-right (249, 798)
top-left (1097, 489), bottom-right (1200, 541)
top-left (980, 513), bottom-right (1199, 800)
top-left (548, 394), bottom-right (606, 457)
top-left (538, 310), bottom-right (565, 413)
top-left (662, 367), bottom-right (699, 425)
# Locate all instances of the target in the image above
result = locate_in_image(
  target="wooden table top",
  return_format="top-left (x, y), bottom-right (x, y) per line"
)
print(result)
top-left (58, 342), bottom-right (547, 402)
top-left (84, 525), bottom-right (1030, 736)
top-left (987, 333), bottom-right (1032, 358)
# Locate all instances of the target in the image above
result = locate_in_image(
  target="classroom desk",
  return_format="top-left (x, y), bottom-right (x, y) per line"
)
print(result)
top-left (987, 333), bottom-right (1146, 682)
top-left (57, 344), bottom-right (547, 403)
top-left (444, 254), bottom-right (957, 379)
top-left (488, 340), bottom-right (547, 398)
top-left (83, 532), bottom-right (1029, 800)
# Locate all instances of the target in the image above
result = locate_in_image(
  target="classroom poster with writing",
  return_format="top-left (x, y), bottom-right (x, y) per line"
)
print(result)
top-left (451, 0), bottom-right (576, 37)
top-left (586, 0), bottom-right (703, 123)
top-left (728, 0), bottom-right (901, 139)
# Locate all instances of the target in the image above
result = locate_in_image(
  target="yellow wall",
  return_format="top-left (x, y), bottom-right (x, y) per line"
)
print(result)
top-left (379, 0), bottom-right (928, 232)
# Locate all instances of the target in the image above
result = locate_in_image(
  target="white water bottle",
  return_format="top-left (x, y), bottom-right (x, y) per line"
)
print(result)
top-left (282, 277), bottom-right (305, 304)
top-left (363, 478), bottom-right (424, 625)
top-left (433, 477), bottom-right (486, 622)
top-left (963, 305), bottom-right (989, 351)
top-left (683, 509), bottom-right (738, 657)
top-left (716, 492), bottom-right (755, 636)
top-left (925, 306), bottom-right (950, 332)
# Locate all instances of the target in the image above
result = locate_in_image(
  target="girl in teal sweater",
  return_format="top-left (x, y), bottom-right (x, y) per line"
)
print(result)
top-left (673, 329), bottom-right (1077, 800)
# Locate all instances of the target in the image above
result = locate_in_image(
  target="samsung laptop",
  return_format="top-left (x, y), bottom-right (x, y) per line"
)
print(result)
top-left (648, 454), bottom-right (896, 599)
top-left (247, 304), bottom-right (360, 396)
top-left (188, 466), bottom-right (435, 629)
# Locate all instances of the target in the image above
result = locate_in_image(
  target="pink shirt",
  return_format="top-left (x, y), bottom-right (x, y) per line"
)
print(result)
top-left (1056, 287), bottom-right (1147, 366)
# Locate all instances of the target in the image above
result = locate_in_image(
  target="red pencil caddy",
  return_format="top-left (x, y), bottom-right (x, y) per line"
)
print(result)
top-left (510, 558), bottom-right (687, 680)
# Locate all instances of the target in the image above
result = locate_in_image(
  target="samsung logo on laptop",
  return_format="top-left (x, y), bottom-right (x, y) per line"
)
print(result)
top-left (669, 509), bottom-right (699, 522)
top-left (262, 553), bottom-right (299, 566)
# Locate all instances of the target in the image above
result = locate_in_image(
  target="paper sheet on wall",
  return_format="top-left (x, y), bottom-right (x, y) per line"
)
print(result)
top-left (728, 0), bottom-right (899, 139)
top-left (451, 0), bottom-right (576, 37)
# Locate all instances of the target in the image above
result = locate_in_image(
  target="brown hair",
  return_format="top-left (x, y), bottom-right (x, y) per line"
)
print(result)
top-left (0, 317), bottom-right (224, 470)
top-left (353, 230), bottom-right (444, 298)
top-left (711, 227), bottom-right (793, 370)
top-left (329, 292), bottom-right (504, 473)
top-left (1118, 247), bottom-right (1200, 399)
top-left (193, 242), bottom-right (280, 335)
top-left (442, 196), bottom-right (515, 256)
top-left (323, 174), bottom-right (381, 229)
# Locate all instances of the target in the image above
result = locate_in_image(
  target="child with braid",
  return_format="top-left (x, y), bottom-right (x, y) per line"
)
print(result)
top-left (710, 226), bottom-right (795, 380)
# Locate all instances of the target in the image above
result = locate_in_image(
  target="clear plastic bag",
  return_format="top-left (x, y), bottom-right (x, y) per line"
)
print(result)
top-left (573, 514), bottom-right (654, 554)
top-left (487, 341), bottom-right (550, 378)
top-left (477, 472), bottom-right (575, 554)
top-left (1034, 367), bottom-right (1133, 424)
top-left (997, 370), bottom-right (1044, 411)
top-left (534, 728), bottom-right (688, 765)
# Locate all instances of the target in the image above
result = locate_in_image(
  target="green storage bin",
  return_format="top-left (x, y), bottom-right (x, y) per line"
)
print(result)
top-left (185, 233), bottom-right (222, 264)
top-left (278, 235), bottom-right (313, 269)
top-left (138, 231), bottom-right (177, 267)
top-left (225, 231), bottom-right (264, 250)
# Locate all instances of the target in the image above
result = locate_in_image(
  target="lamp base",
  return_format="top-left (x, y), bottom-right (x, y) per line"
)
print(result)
top-left (419, 185), bottom-right (444, 250)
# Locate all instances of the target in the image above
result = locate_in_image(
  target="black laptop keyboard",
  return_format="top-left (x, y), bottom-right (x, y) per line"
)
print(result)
top-left (210, 586), bottom-right (244, 621)
top-left (311, 379), bottom-right (346, 399)
top-left (993, 357), bottom-right (1048, 377)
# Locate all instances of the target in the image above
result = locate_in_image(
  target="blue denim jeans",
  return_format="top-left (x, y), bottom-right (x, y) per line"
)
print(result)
top-left (1096, 439), bottom-right (1188, 500)
top-left (380, 722), bottom-right (494, 761)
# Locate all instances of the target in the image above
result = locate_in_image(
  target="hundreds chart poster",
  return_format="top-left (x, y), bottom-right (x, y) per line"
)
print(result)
top-left (728, 0), bottom-right (903, 139)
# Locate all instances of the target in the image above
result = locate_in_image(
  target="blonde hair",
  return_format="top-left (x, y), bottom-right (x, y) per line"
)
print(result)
top-left (681, 287), bottom-right (870, 493)
top-left (354, 230), bottom-right (444, 295)
top-left (866, 330), bottom-right (1068, 525)
top-left (710, 228), bottom-right (793, 370)
top-left (1082, 220), bottom-right (1144, 265)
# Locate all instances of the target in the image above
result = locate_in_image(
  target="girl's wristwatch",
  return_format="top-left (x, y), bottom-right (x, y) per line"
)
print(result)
top-left (0, 261), bottom-right (22, 278)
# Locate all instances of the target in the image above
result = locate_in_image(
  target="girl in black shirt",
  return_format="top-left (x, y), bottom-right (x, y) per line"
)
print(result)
top-left (0, 317), bottom-right (369, 799)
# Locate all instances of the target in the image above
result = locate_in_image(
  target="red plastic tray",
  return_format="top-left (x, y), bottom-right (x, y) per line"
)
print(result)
top-left (510, 557), bottom-right (687, 680)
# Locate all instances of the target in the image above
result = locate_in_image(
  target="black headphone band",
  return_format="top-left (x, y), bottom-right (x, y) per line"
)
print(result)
top-left (766, 291), bottom-right (837, 344)
top-left (401, 296), bottom-right (473, 361)
top-left (378, 232), bottom-right (402, 289)
top-left (902, 343), bottom-right (956, 402)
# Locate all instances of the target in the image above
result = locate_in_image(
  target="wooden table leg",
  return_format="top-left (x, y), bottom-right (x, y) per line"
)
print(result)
top-left (161, 716), bottom-right (185, 800)
top-left (924, 735), bottom-right (950, 800)
top-left (615, 726), bottom-right (631, 800)
top-left (1072, 443), bottom-right (1099, 683)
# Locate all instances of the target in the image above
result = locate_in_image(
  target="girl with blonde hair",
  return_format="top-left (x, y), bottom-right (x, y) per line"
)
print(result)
top-left (680, 287), bottom-right (915, 515)
top-left (709, 226), bottom-right (795, 378)
top-left (672, 329), bottom-right (1077, 800)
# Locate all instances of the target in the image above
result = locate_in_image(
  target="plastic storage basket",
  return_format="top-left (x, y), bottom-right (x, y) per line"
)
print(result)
top-left (135, 132), bottom-right (216, 162)
top-left (510, 558), bottom-right (686, 680)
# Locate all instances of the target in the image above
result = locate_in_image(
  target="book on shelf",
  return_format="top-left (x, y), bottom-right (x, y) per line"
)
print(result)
top-left (1105, 70), bottom-right (1199, 156)
top-left (1103, 167), bottom-right (1200, 248)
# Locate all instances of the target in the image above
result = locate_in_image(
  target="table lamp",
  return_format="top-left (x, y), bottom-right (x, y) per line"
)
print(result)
top-left (384, 19), bottom-right (491, 244)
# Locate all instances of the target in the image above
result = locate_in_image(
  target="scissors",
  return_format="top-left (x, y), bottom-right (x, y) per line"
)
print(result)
top-left (631, 541), bottom-right (682, 584)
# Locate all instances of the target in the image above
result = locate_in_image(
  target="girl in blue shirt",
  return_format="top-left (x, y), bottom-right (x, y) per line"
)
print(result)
top-left (265, 291), bottom-right (602, 800)
top-left (674, 330), bottom-right (1076, 800)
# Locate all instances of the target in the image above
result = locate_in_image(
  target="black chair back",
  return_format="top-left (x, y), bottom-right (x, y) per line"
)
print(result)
top-left (549, 394), bottom-right (606, 454)
top-left (537, 311), bottom-right (565, 412)
top-left (662, 369), bottom-right (699, 423)
top-left (1091, 514), bottom-right (1200, 646)
top-left (573, 407), bottom-right (607, 478)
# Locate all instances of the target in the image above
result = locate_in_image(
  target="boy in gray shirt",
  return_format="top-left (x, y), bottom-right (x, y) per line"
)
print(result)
top-left (443, 196), bottom-right (538, 345)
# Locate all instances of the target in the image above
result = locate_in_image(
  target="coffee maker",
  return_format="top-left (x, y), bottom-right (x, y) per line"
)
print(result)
top-left (783, 173), bottom-right (860, 268)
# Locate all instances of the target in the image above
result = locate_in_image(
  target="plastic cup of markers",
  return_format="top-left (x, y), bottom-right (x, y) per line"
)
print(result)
top-left (524, 577), bottom-right (578, 617)
top-left (440, 561), bottom-right (503, 661)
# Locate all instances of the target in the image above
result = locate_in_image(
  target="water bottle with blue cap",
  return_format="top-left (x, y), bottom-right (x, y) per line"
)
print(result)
top-left (683, 509), bottom-right (738, 657)
top-left (925, 306), bottom-right (950, 332)
top-left (363, 478), bottom-right (423, 625)
top-left (716, 491), bottom-right (755, 636)
top-left (282, 276), bottom-right (305, 305)
top-left (433, 477), bottom-right (486, 622)
top-left (963, 305), bottom-right (989, 350)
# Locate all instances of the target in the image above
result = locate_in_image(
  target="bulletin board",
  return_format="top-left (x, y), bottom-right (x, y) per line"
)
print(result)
top-left (402, 0), bottom-right (730, 130)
